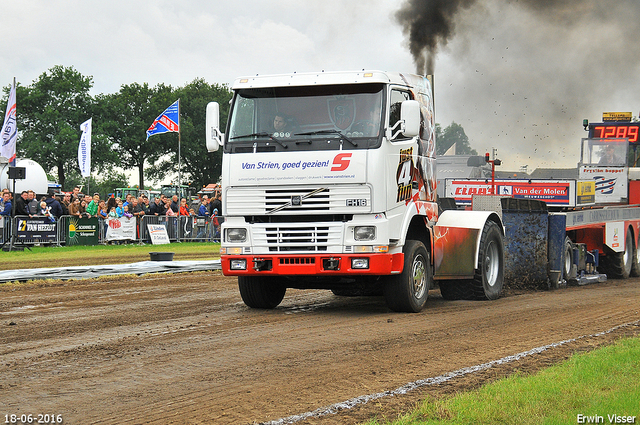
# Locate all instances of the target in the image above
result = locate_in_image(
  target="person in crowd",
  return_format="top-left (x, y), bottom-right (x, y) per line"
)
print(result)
top-left (68, 198), bottom-right (82, 217)
top-left (138, 195), bottom-right (150, 215)
top-left (108, 207), bottom-right (118, 218)
top-left (210, 192), bottom-right (222, 217)
top-left (115, 200), bottom-right (125, 217)
top-left (130, 197), bottom-right (145, 218)
top-left (106, 196), bottom-right (118, 214)
top-left (123, 194), bottom-right (133, 209)
top-left (179, 198), bottom-right (190, 216)
top-left (97, 200), bottom-right (108, 220)
top-left (71, 186), bottom-right (82, 202)
top-left (211, 208), bottom-right (221, 239)
top-left (27, 190), bottom-right (39, 217)
top-left (38, 200), bottom-right (55, 222)
top-left (46, 195), bottom-right (64, 219)
top-left (0, 191), bottom-right (11, 243)
top-left (15, 191), bottom-right (29, 216)
top-left (60, 193), bottom-right (71, 216)
top-left (165, 199), bottom-right (177, 217)
top-left (122, 204), bottom-right (133, 218)
top-left (198, 197), bottom-right (210, 218)
top-left (170, 195), bottom-right (180, 213)
top-left (150, 196), bottom-right (167, 216)
top-left (0, 191), bottom-right (12, 217)
top-left (85, 193), bottom-right (100, 218)
top-left (79, 194), bottom-right (92, 218)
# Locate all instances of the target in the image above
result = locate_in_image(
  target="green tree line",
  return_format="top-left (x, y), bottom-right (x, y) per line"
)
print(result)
top-left (2, 65), bottom-right (232, 192)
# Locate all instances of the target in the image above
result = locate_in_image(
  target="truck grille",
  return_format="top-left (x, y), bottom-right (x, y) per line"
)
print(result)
top-left (252, 223), bottom-right (343, 253)
top-left (226, 185), bottom-right (371, 215)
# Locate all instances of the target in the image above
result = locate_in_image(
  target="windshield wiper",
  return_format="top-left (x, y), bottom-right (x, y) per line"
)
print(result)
top-left (295, 129), bottom-right (357, 147)
top-left (230, 132), bottom-right (288, 149)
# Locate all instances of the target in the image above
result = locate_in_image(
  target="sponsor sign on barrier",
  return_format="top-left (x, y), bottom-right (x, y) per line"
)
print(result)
top-left (106, 217), bottom-right (137, 241)
top-left (67, 217), bottom-right (99, 246)
top-left (147, 224), bottom-right (170, 245)
top-left (16, 217), bottom-right (57, 242)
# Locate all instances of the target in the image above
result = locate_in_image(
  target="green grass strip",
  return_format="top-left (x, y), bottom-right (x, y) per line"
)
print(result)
top-left (366, 337), bottom-right (640, 425)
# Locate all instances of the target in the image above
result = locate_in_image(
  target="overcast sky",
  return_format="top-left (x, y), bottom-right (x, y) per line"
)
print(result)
top-left (2, 0), bottom-right (640, 174)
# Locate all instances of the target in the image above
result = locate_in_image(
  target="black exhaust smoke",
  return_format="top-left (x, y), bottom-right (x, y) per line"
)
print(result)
top-left (395, 0), bottom-right (588, 75)
top-left (395, 0), bottom-right (477, 75)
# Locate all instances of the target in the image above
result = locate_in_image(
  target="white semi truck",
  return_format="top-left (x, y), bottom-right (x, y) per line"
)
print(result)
top-left (206, 70), bottom-right (504, 312)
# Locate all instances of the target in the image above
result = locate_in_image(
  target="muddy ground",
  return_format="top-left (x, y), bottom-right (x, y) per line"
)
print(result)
top-left (1, 271), bottom-right (639, 424)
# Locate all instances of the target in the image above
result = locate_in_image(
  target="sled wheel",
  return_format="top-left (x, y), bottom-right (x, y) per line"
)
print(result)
top-left (602, 227), bottom-right (633, 279)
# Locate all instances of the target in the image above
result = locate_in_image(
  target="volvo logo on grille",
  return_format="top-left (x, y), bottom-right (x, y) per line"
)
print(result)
top-left (291, 195), bottom-right (302, 206)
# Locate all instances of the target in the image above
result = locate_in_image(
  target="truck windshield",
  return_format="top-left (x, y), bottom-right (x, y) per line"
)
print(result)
top-left (225, 83), bottom-right (384, 152)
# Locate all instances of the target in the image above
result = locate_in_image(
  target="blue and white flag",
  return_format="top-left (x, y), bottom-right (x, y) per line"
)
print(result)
top-left (1, 80), bottom-right (17, 166)
top-left (146, 100), bottom-right (179, 140)
top-left (78, 118), bottom-right (92, 178)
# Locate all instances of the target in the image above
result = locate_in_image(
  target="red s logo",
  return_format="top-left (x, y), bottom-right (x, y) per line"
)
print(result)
top-left (331, 153), bottom-right (352, 171)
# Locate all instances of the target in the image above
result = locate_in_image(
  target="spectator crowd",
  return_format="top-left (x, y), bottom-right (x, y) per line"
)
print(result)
top-left (0, 186), bottom-right (223, 242)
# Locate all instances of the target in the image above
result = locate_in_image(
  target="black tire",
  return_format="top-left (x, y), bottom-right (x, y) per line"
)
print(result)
top-left (561, 236), bottom-right (575, 284)
top-left (238, 276), bottom-right (286, 309)
top-left (438, 281), bottom-right (467, 300)
top-left (631, 230), bottom-right (640, 277)
top-left (469, 221), bottom-right (504, 300)
top-left (601, 227), bottom-right (633, 279)
top-left (383, 240), bottom-right (431, 312)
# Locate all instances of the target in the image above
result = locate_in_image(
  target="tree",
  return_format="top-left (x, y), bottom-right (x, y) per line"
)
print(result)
top-left (100, 82), bottom-right (175, 189)
top-left (147, 78), bottom-right (232, 189)
top-left (435, 122), bottom-right (477, 156)
top-left (15, 65), bottom-right (115, 190)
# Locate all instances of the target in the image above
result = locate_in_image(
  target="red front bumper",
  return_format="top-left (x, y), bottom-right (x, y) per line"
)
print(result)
top-left (221, 253), bottom-right (404, 276)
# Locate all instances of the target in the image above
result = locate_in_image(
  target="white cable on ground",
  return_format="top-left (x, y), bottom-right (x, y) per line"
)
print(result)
top-left (261, 320), bottom-right (640, 425)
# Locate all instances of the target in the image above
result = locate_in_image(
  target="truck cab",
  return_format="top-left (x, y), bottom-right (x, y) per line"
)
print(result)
top-left (207, 70), bottom-right (503, 312)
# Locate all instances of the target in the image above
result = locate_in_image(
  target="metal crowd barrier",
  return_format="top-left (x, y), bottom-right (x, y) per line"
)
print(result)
top-left (2, 214), bottom-right (222, 247)
top-left (1, 216), bottom-right (11, 245)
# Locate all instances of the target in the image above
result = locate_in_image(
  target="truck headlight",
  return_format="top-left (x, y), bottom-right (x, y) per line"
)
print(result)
top-left (351, 258), bottom-right (369, 269)
top-left (229, 259), bottom-right (247, 270)
top-left (226, 228), bottom-right (247, 243)
top-left (354, 226), bottom-right (376, 241)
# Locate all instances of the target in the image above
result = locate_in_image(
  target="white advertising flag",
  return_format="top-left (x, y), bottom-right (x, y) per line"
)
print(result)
top-left (78, 118), bottom-right (92, 178)
top-left (1, 79), bottom-right (17, 165)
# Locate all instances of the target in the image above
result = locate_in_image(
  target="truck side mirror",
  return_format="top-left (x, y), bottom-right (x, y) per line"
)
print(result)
top-left (206, 102), bottom-right (224, 152)
top-left (401, 100), bottom-right (420, 138)
top-left (389, 100), bottom-right (421, 140)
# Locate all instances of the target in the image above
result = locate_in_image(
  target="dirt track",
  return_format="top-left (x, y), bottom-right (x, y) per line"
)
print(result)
top-left (1, 271), bottom-right (639, 425)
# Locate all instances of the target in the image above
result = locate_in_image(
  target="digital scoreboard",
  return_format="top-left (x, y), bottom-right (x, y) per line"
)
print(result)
top-left (588, 122), bottom-right (640, 144)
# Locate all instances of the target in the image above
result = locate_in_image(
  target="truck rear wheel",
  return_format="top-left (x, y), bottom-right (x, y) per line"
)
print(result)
top-left (383, 240), bottom-right (430, 313)
top-left (438, 281), bottom-right (467, 300)
top-left (470, 221), bottom-right (504, 300)
top-left (601, 227), bottom-right (633, 279)
top-left (238, 276), bottom-right (286, 309)
top-left (631, 230), bottom-right (640, 277)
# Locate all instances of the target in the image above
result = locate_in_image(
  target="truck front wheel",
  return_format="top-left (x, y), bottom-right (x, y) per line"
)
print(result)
top-left (383, 240), bottom-right (431, 313)
top-left (238, 276), bottom-right (286, 309)
top-left (470, 221), bottom-right (504, 300)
